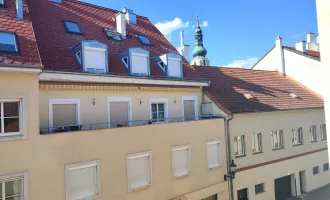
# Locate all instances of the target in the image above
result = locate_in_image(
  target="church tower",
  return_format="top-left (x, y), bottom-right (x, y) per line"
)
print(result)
top-left (191, 16), bottom-right (210, 66)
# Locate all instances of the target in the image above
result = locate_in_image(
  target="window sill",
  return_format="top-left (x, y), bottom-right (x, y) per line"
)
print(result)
top-left (173, 172), bottom-right (190, 180)
top-left (293, 143), bottom-right (303, 147)
top-left (321, 139), bottom-right (327, 141)
top-left (208, 165), bottom-right (222, 170)
top-left (255, 191), bottom-right (265, 195)
top-left (253, 151), bottom-right (263, 155)
top-left (235, 154), bottom-right (246, 158)
top-left (311, 140), bottom-right (318, 143)
top-left (0, 133), bottom-right (25, 142)
top-left (129, 183), bottom-right (151, 192)
top-left (272, 147), bottom-right (284, 151)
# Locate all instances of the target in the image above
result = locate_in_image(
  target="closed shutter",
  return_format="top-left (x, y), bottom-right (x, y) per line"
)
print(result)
top-left (207, 141), bottom-right (220, 168)
top-left (131, 54), bottom-right (148, 75)
top-left (84, 48), bottom-right (106, 72)
top-left (69, 165), bottom-right (98, 200)
top-left (168, 59), bottom-right (181, 77)
top-left (127, 153), bottom-right (150, 189)
top-left (109, 102), bottom-right (129, 127)
top-left (183, 100), bottom-right (196, 121)
top-left (53, 104), bottom-right (77, 126)
top-left (172, 146), bottom-right (190, 177)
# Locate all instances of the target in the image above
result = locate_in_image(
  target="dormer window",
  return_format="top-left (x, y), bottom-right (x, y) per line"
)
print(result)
top-left (0, 32), bottom-right (19, 53)
top-left (0, 0), bottom-right (6, 7)
top-left (155, 53), bottom-right (183, 78)
top-left (103, 28), bottom-right (122, 41)
top-left (63, 21), bottom-right (82, 35)
top-left (49, 0), bottom-right (62, 3)
top-left (137, 35), bottom-right (151, 45)
top-left (73, 41), bottom-right (108, 74)
top-left (117, 47), bottom-right (150, 76)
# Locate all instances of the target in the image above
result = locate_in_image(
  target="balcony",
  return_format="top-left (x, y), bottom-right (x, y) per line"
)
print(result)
top-left (40, 115), bottom-right (223, 135)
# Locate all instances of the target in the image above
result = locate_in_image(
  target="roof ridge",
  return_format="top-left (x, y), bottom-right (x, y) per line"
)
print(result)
top-left (196, 65), bottom-right (280, 74)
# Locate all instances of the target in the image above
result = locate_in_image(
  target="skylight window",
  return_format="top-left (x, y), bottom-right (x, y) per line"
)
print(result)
top-left (244, 93), bottom-right (256, 100)
top-left (0, 0), bottom-right (6, 7)
top-left (49, 0), bottom-right (62, 3)
top-left (0, 32), bottom-right (19, 52)
top-left (290, 93), bottom-right (300, 99)
top-left (63, 21), bottom-right (82, 34)
top-left (103, 28), bottom-right (122, 41)
top-left (137, 34), bottom-right (151, 45)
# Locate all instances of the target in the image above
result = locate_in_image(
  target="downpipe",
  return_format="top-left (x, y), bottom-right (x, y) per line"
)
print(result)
top-left (225, 114), bottom-right (234, 200)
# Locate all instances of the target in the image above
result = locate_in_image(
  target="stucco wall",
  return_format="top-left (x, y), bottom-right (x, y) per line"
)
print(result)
top-left (39, 88), bottom-right (202, 129)
top-left (252, 47), bottom-right (279, 71)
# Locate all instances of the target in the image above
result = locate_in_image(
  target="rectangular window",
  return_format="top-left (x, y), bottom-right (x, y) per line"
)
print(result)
top-left (167, 58), bottom-right (182, 78)
top-left (293, 127), bottom-right (303, 145)
top-left (84, 48), bottom-right (107, 74)
top-left (255, 183), bottom-right (265, 194)
top-left (206, 140), bottom-right (222, 169)
top-left (0, 173), bottom-right (27, 200)
top-left (313, 166), bottom-right (319, 175)
top-left (0, 32), bottom-right (19, 52)
top-left (234, 135), bottom-right (245, 157)
top-left (310, 125), bottom-right (317, 142)
top-left (324, 163), bottom-right (329, 172)
top-left (137, 34), bottom-right (151, 45)
top-left (131, 54), bottom-right (149, 76)
top-left (0, 100), bottom-right (22, 137)
top-left (183, 97), bottom-right (197, 121)
top-left (0, 0), bottom-right (5, 7)
top-left (127, 151), bottom-right (152, 191)
top-left (150, 100), bottom-right (166, 123)
top-left (321, 124), bottom-right (327, 140)
top-left (63, 21), bottom-right (82, 34)
top-left (172, 145), bottom-right (191, 178)
top-left (65, 160), bottom-right (100, 200)
top-left (252, 133), bottom-right (262, 153)
top-left (271, 130), bottom-right (284, 149)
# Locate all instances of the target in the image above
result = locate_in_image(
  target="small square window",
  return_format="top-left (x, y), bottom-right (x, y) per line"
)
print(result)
top-left (324, 163), bottom-right (329, 172)
top-left (0, 32), bottom-right (19, 53)
top-left (255, 183), bottom-right (265, 194)
top-left (127, 151), bottom-right (152, 191)
top-left (0, 173), bottom-right (27, 200)
top-left (137, 35), bottom-right (151, 45)
top-left (65, 160), bottom-right (100, 200)
top-left (313, 166), bottom-right (319, 175)
top-left (63, 21), bottom-right (82, 34)
top-left (172, 145), bottom-right (191, 178)
top-left (0, 100), bottom-right (22, 137)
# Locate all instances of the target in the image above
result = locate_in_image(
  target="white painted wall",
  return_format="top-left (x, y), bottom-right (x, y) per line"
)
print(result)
top-left (316, 0), bottom-right (330, 172)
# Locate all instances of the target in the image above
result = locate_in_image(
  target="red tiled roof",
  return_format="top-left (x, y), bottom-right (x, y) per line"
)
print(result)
top-left (26, 0), bottom-right (196, 77)
top-left (283, 46), bottom-right (320, 58)
top-left (0, 0), bottom-right (41, 66)
top-left (192, 66), bottom-right (324, 114)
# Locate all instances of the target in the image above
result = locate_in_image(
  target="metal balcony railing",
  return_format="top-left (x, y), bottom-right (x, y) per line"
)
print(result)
top-left (40, 115), bottom-right (223, 135)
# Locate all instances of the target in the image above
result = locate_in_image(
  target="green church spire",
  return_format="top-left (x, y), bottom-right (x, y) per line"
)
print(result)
top-left (191, 15), bottom-right (210, 66)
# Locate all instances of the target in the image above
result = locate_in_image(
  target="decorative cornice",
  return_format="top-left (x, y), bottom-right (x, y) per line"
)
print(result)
top-left (39, 82), bottom-right (201, 92)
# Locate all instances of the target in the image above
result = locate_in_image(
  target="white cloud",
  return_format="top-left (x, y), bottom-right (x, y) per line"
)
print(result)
top-left (201, 21), bottom-right (209, 28)
top-left (224, 57), bottom-right (259, 69)
top-left (155, 18), bottom-right (190, 41)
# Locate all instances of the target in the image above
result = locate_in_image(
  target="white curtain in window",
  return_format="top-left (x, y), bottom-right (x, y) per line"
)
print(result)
top-left (207, 141), bottom-right (221, 168)
top-left (131, 54), bottom-right (148, 75)
top-left (84, 48), bottom-right (106, 72)
top-left (172, 146), bottom-right (190, 177)
top-left (127, 154), bottom-right (150, 189)
top-left (69, 165), bottom-right (98, 200)
top-left (167, 59), bottom-right (182, 78)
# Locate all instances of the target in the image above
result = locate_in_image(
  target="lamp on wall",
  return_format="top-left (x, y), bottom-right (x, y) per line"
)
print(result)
top-left (139, 98), bottom-right (143, 105)
top-left (174, 97), bottom-right (177, 104)
top-left (93, 97), bottom-right (96, 106)
top-left (224, 159), bottom-right (237, 181)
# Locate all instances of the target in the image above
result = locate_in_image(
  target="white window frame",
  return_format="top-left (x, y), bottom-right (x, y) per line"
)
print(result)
top-left (321, 124), bottom-right (327, 140)
top-left (271, 130), bottom-right (284, 149)
top-left (157, 61), bottom-right (165, 71)
top-left (255, 183), bottom-right (265, 194)
top-left (310, 125), bottom-right (317, 142)
top-left (75, 51), bottom-right (81, 64)
top-left (252, 133), bottom-right (262, 154)
top-left (150, 98), bottom-right (168, 123)
top-left (293, 127), bottom-right (303, 145)
top-left (206, 140), bottom-right (222, 169)
top-left (313, 166), bottom-right (319, 175)
top-left (172, 144), bottom-right (191, 178)
top-left (49, 99), bottom-right (81, 128)
top-left (107, 97), bottom-right (132, 128)
top-left (130, 53), bottom-right (149, 76)
top-left (0, 99), bottom-right (24, 138)
top-left (234, 135), bottom-right (245, 157)
top-left (182, 96), bottom-right (199, 121)
top-left (83, 46), bottom-right (107, 73)
top-left (126, 151), bottom-right (152, 192)
top-left (65, 160), bottom-right (100, 200)
top-left (122, 56), bottom-right (129, 68)
top-left (167, 57), bottom-right (183, 78)
top-left (0, 172), bottom-right (28, 200)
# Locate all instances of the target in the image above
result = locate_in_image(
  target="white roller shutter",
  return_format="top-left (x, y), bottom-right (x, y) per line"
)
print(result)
top-left (172, 145), bottom-right (190, 178)
top-left (168, 58), bottom-right (182, 78)
top-left (127, 152), bottom-right (151, 190)
top-left (131, 54), bottom-right (148, 75)
top-left (207, 140), bottom-right (221, 168)
top-left (84, 48), bottom-right (106, 73)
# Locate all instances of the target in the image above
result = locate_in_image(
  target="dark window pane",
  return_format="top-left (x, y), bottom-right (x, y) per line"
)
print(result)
top-left (151, 112), bottom-right (157, 120)
top-left (158, 111), bottom-right (165, 121)
top-left (5, 196), bottom-right (21, 200)
top-left (137, 35), bottom-right (151, 45)
top-left (4, 102), bottom-right (19, 117)
top-left (5, 179), bottom-right (21, 196)
top-left (0, 182), bottom-right (2, 198)
top-left (158, 104), bottom-right (164, 112)
top-left (64, 21), bottom-right (81, 33)
top-left (4, 117), bottom-right (19, 133)
top-left (151, 104), bottom-right (157, 112)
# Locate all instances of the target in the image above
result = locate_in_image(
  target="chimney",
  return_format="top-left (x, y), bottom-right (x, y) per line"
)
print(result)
top-left (116, 12), bottom-right (126, 38)
top-left (16, 0), bottom-right (23, 19)
top-left (177, 30), bottom-right (190, 62)
top-left (275, 36), bottom-right (286, 75)
top-left (122, 7), bottom-right (137, 24)
top-left (306, 32), bottom-right (315, 44)
top-left (306, 32), bottom-right (320, 51)
top-left (295, 41), bottom-right (306, 53)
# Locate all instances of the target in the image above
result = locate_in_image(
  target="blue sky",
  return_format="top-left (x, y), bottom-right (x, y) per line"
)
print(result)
top-left (81, 0), bottom-right (318, 68)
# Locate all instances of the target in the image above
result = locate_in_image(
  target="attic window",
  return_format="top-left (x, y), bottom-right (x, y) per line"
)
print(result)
top-left (0, 0), bottom-right (6, 7)
top-left (137, 35), bottom-right (151, 45)
top-left (63, 21), bottom-right (82, 34)
top-left (244, 93), bottom-right (256, 100)
top-left (157, 61), bottom-right (165, 71)
top-left (49, 0), bottom-right (62, 4)
top-left (290, 93), bottom-right (300, 99)
top-left (122, 56), bottom-right (129, 68)
top-left (103, 28), bottom-right (122, 41)
top-left (75, 51), bottom-right (81, 64)
top-left (0, 32), bottom-right (19, 53)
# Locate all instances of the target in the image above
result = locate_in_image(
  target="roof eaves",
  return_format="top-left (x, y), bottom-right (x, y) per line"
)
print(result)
top-left (234, 106), bottom-right (325, 115)
top-left (250, 46), bottom-right (275, 69)
top-left (283, 47), bottom-right (320, 62)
